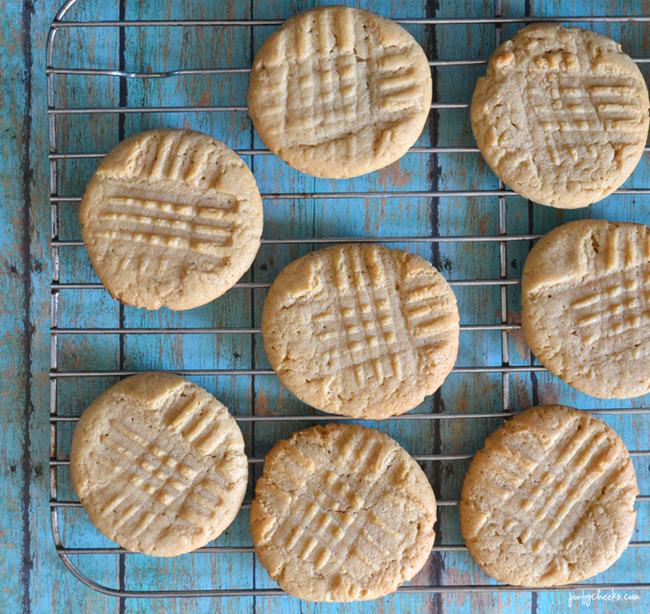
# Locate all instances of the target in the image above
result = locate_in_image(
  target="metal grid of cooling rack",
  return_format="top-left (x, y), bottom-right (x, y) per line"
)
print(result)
top-left (47, 0), bottom-right (650, 599)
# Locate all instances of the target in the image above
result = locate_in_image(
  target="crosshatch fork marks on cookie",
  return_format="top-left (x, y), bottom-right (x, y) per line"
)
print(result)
top-left (256, 7), bottom-right (425, 148)
top-left (93, 418), bottom-right (223, 536)
top-left (261, 474), bottom-right (399, 578)
top-left (253, 426), bottom-right (435, 599)
top-left (70, 374), bottom-right (249, 557)
top-left (463, 407), bottom-right (637, 586)
top-left (106, 129), bottom-right (238, 190)
top-left (78, 128), bottom-right (264, 309)
top-left (247, 5), bottom-right (432, 179)
top-left (165, 391), bottom-right (233, 456)
top-left (528, 76), bottom-right (646, 171)
top-left (261, 243), bottom-right (459, 419)
top-left (101, 400), bottom-right (237, 521)
top-left (570, 271), bottom-right (650, 346)
top-left (94, 194), bottom-right (237, 261)
top-left (469, 412), bottom-right (583, 528)
top-left (311, 245), bottom-right (456, 387)
top-left (526, 223), bottom-right (650, 355)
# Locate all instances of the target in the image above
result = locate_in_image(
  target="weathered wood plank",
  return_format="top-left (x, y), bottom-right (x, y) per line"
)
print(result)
top-left (20, 0), bottom-right (121, 611)
top-left (0, 1), bottom-right (37, 612)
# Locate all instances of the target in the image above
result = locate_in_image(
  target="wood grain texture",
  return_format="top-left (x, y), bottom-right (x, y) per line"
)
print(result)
top-left (2, 0), bottom-right (117, 612)
top-left (1, 0), bottom-right (648, 613)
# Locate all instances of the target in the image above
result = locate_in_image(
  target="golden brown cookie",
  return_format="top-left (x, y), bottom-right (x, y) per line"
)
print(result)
top-left (522, 219), bottom-right (650, 398)
top-left (471, 23), bottom-right (649, 208)
top-left (460, 405), bottom-right (638, 587)
top-left (248, 6), bottom-right (432, 178)
top-left (261, 244), bottom-right (459, 419)
top-left (70, 372), bottom-right (248, 557)
top-left (250, 423), bottom-right (436, 601)
top-left (80, 129), bottom-right (264, 310)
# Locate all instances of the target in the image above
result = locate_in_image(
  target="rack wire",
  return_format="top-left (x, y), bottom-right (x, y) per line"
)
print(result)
top-left (48, 0), bottom-right (650, 600)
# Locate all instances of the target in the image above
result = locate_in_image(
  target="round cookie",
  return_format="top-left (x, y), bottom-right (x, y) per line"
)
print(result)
top-left (70, 372), bottom-right (248, 557)
top-left (471, 23), bottom-right (649, 209)
top-left (261, 244), bottom-right (459, 419)
top-left (250, 423), bottom-right (437, 601)
top-left (80, 129), bottom-right (264, 310)
top-left (522, 219), bottom-right (650, 398)
top-left (460, 405), bottom-right (638, 587)
top-left (248, 6), bottom-right (432, 178)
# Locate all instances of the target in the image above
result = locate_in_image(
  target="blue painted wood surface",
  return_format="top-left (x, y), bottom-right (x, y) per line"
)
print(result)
top-left (2, 0), bottom-right (649, 612)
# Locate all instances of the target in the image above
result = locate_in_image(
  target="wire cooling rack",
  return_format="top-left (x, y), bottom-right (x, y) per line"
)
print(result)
top-left (47, 0), bottom-right (650, 600)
